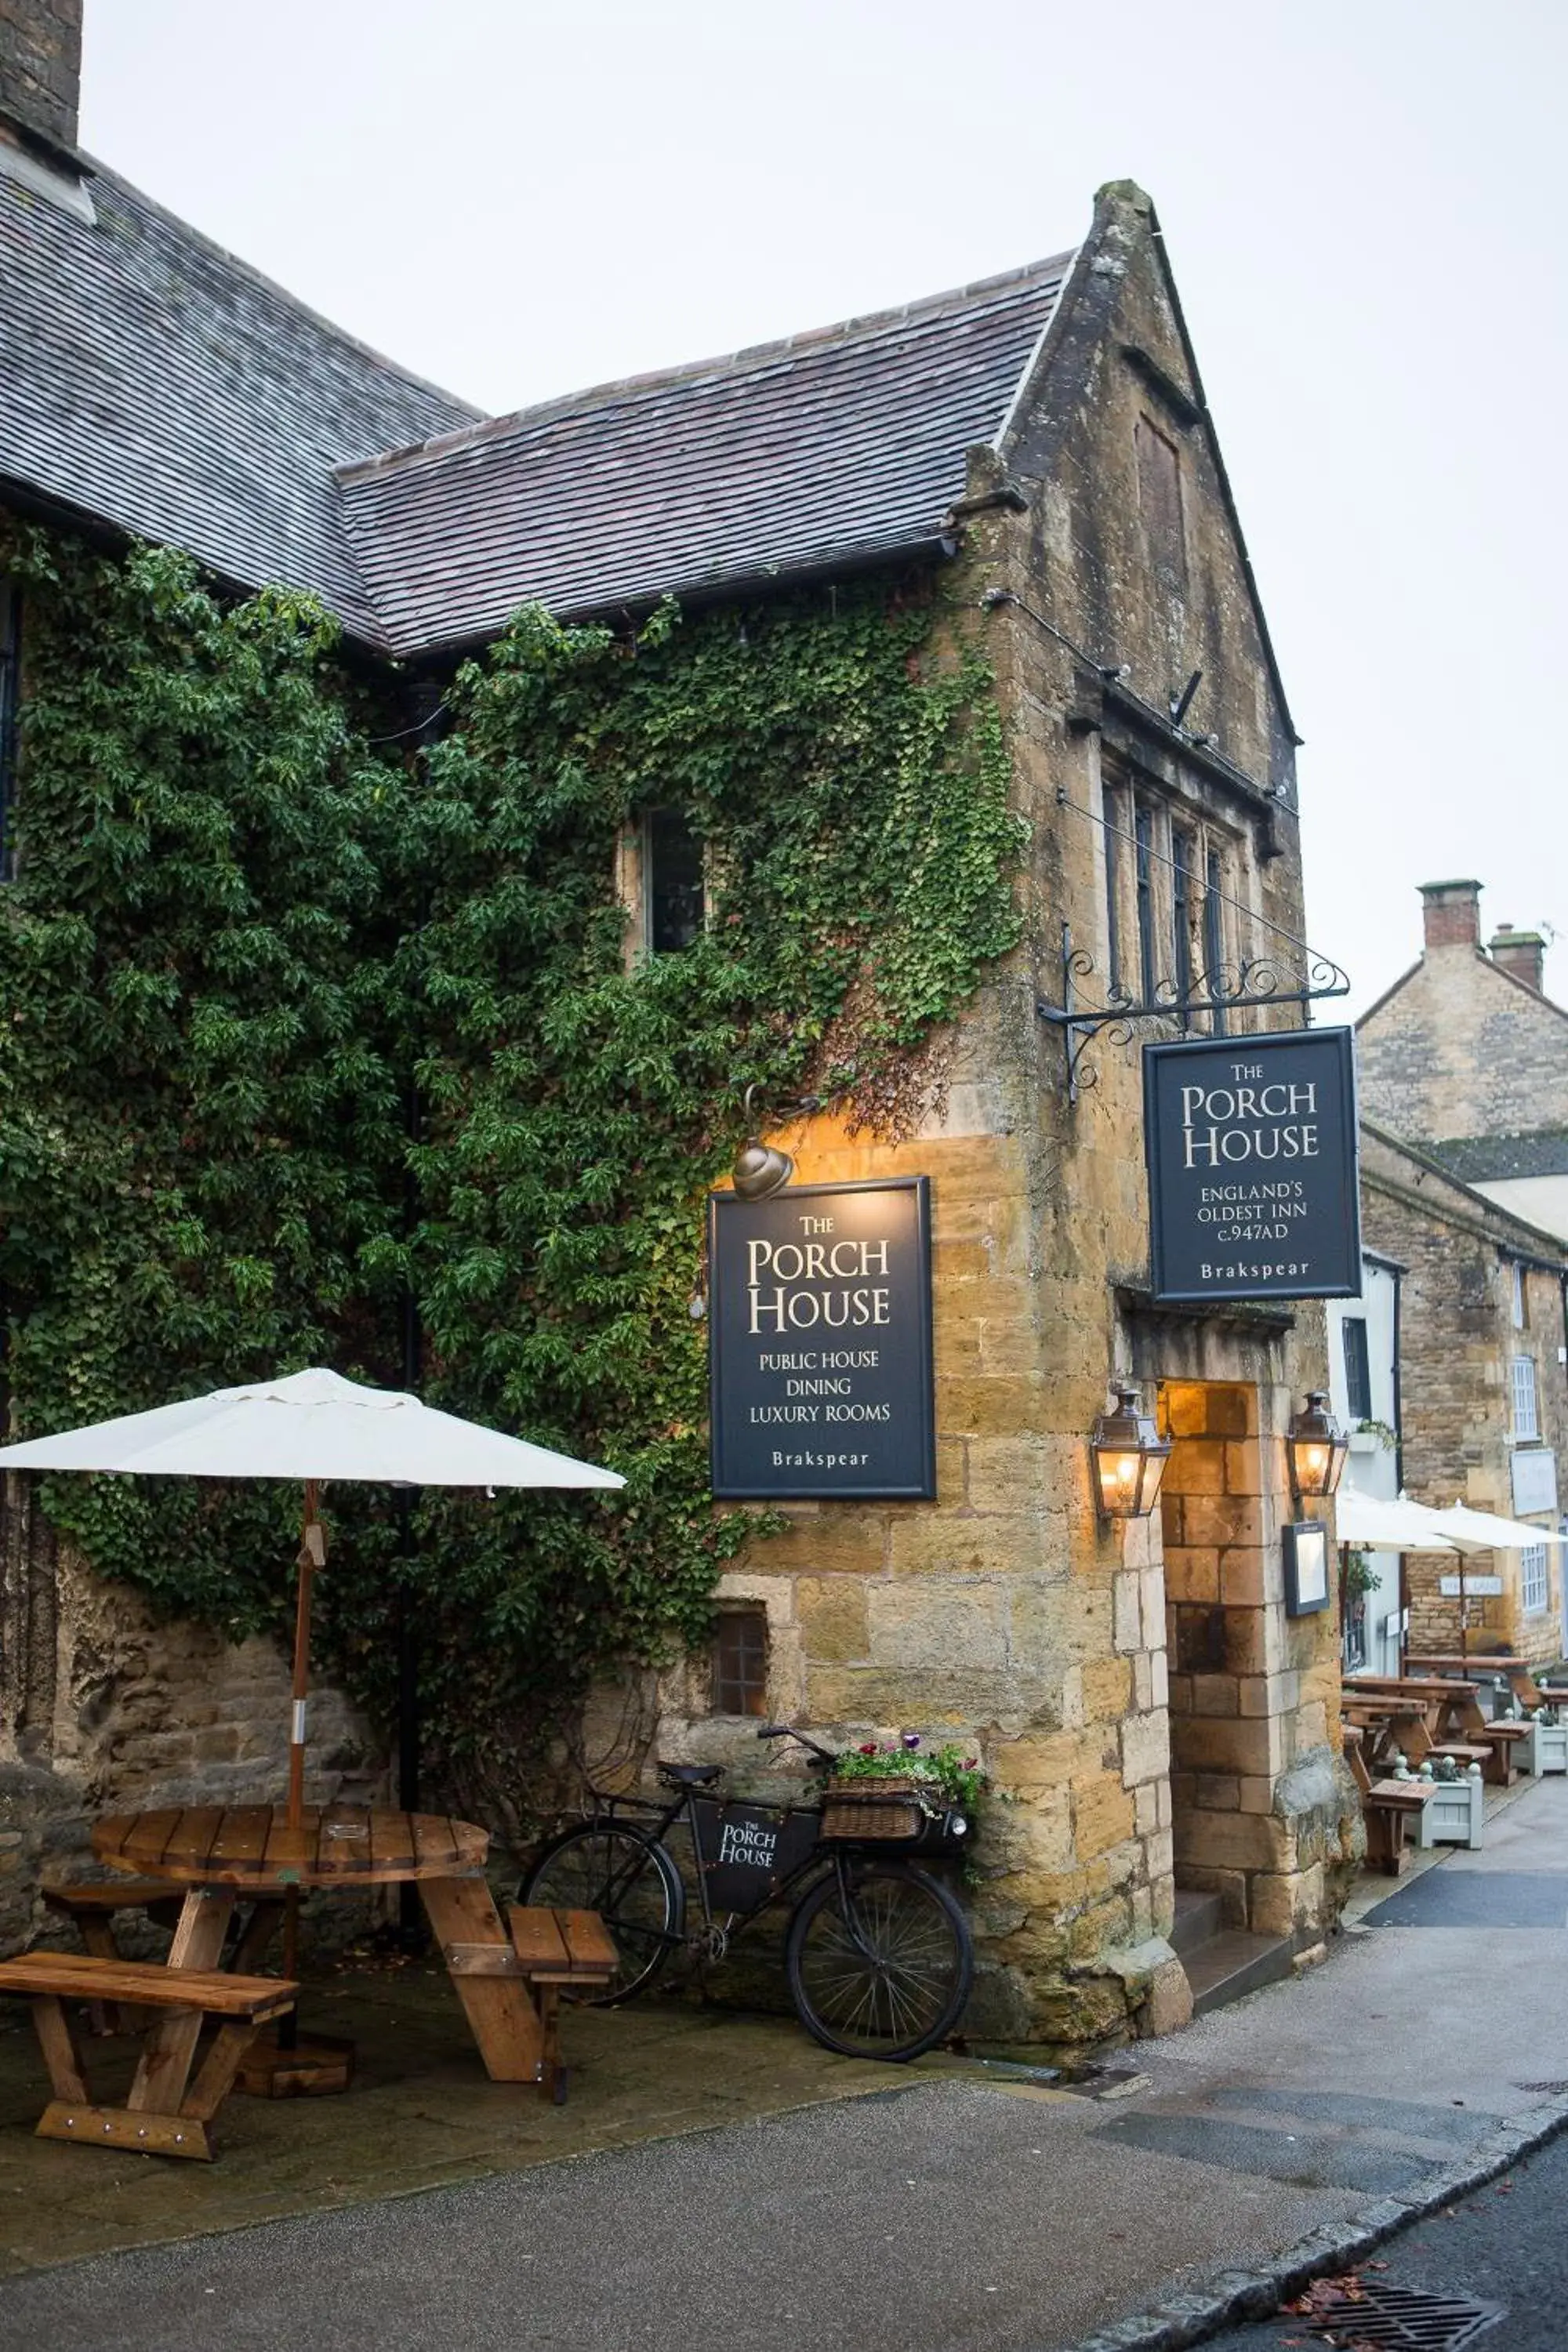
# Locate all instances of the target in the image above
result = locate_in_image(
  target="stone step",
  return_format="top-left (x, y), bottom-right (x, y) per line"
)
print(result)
top-left (1169, 1887), bottom-right (1225, 1957)
top-left (1181, 1928), bottom-right (1297, 2018)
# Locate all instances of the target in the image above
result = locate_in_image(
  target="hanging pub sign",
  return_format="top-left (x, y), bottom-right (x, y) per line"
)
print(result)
top-left (1143, 1027), bottom-right (1361, 1304)
top-left (708, 1175), bottom-right (935, 1500)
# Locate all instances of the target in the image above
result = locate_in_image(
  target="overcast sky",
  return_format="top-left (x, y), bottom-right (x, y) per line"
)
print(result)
top-left (79, 1), bottom-right (1566, 1016)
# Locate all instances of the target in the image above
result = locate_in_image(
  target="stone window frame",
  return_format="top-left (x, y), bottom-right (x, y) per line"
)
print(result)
top-left (1520, 1540), bottom-right (1549, 1615)
top-left (1101, 762), bottom-right (1244, 1033)
top-left (1512, 1352), bottom-right (1540, 1443)
top-left (613, 806), bottom-right (710, 970)
top-left (710, 1603), bottom-right (770, 1717)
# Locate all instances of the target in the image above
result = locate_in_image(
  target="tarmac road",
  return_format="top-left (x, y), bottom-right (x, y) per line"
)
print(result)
top-left (1203, 2124), bottom-right (1568, 2352)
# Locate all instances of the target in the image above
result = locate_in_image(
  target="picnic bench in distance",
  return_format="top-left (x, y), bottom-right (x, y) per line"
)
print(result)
top-left (1343, 1675), bottom-right (1526, 1784)
top-left (1406, 1654), bottom-right (1568, 1713)
top-left (1342, 1726), bottom-right (1432, 1875)
top-left (0, 1945), bottom-right (296, 2159)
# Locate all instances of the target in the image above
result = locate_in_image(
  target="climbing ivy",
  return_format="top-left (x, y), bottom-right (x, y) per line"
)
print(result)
top-left (0, 521), bottom-right (1023, 1810)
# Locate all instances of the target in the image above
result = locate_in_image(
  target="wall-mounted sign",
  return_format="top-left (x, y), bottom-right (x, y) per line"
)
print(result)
top-left (1439, 1575), bottom-right (1504, 1597)
top-left (708, 1176), bottom-right (935, 1500)
top-left (1283, 1520), bottom-right (1331, 1615)
top-left (1512, 1447), bottom-right (1559, 1519)
top-left (1143, 1028), bottom-right (1361, 1304)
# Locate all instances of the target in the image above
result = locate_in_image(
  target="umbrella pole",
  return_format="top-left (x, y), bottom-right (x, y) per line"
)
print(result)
top-left (282, 1480), bottom-right (324, 2046)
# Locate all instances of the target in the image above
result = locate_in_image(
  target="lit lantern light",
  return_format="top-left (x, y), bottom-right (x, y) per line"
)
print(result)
top-left (1287, 1390), bottom-right (1348, 1501)
top-left (1090, 1382), bottom-right (1173, 1521)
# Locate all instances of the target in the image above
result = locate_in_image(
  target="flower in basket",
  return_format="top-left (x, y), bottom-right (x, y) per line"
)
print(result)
top-left (901, 1732), bottom-right (922, 1751)
top-left (858, 1743), bottom-right (879, 1756)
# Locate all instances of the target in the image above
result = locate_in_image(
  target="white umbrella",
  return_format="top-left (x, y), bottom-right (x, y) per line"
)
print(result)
top-left (0, 1368), bottom-right (624, 1824)
top-left (1334, 1491), bottom-right (1459, 1552)
top-left (1429, 1502), bottom-right (1567, 1550)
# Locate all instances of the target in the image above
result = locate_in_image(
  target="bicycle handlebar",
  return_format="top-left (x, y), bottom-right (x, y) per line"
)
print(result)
top-left (757, 1722), bottom-right (838, 1766)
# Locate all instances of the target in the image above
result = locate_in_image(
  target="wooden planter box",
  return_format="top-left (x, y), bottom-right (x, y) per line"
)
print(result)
top-left (1521, 1717), bottom-right (1568, 1775)
top-left (1414, 1769), bottom-right (1485, 1849)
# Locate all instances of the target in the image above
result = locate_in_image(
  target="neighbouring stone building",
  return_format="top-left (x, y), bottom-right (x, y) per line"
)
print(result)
top-left (1355, 883), bottom-right (1568, 1664)
top-left (0, 1), bottom-right (1363, 2036)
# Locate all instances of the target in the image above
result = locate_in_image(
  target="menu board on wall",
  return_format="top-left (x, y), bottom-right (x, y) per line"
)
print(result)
top-left (708, 1176), bottom-right (935, 1500)
top-left (1144, 1028), bottom-right (1361, 1303)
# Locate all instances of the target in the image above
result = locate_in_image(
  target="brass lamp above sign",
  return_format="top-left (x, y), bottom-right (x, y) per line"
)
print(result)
top-left (708, 1176), bottom-right (935, 1501)
top-left (1142, 1027), bottom-right (1361, 1304)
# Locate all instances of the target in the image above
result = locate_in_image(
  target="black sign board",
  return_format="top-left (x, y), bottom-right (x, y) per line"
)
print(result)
top-left (708, 1176), bottom-right (935, 1500)
top-left (689, 1798), bottom-right (822, 1914)
top-left (1144, 1028), bottom-right (1361, 1303)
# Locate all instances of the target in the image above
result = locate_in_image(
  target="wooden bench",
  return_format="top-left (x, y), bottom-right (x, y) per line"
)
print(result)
top-left (40, 1877), bottom-right (187, 2034)
top-left (506, 1906), bottom-right (619, 2103)
top-left (0, 1950), bottom-right (296, 2160)
top-left (1344, 1728), bottom-right (1432, 1875)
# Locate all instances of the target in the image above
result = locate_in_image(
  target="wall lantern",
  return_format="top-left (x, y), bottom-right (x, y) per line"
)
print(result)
top-left (730, 1082), bottom-right (799, 1202)
top-left (1090, 1382), bottom-right (1173, 1520)
top-left (1287, 1390), bottom-right (1348, 1502)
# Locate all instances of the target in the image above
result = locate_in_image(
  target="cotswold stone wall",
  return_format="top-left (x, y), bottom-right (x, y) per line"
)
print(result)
top-left (655, 183), bottom-right (1348, 2045)
top-left (1358, 1129), bottom-right (1568, 1665)
top-left (0, 1476), bottom-right (385, 1955)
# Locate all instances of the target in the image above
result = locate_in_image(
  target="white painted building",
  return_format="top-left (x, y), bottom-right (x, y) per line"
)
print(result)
top-left (1328, 1251), bottom-right (1405, 1675)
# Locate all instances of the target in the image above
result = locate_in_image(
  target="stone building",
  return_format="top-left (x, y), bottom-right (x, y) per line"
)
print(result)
top-left (0, 2), bottom-right (1361, 2034)
top-left (1355, 883), bottom-right (1568, 1663)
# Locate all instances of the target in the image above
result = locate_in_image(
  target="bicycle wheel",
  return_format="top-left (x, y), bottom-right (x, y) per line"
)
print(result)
top-left (521, 1822), bottom-right (684, 2004)
top-left (785, 1860), bottom-right (974, 2061)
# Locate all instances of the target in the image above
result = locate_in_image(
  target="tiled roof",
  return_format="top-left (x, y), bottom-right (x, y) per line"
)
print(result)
top-left (336, 257), bottom-right (1072, 659)
top-left (0, 154), bottom-right (483, 642)
top-left (1429, 1132), bottom-right (1568, 1184)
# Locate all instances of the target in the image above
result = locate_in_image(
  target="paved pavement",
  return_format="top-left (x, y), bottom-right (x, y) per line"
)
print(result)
top-left (5, 1773), bottom-right (1568, 2350)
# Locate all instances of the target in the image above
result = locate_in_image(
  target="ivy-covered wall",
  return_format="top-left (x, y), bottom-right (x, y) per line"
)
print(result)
top-left (0, 517), bottom-right (1023, 1827)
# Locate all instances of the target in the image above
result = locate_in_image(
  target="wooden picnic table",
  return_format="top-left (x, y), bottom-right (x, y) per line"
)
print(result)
top-left (93, 1805), bottom-right (546, 2090)
top-left (1406, 1655), bottom-right (1568, 1708)
top-left (1341, 1676), bottom-right (1523, 1784)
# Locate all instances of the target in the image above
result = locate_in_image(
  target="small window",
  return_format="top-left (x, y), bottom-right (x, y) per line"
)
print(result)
top-left (1134, 802), bottom-right (1157, 1003)
top-left (0, 579), bottom-right (20, 883)
top-left (1511, 1261), bottom-right (1526, 1329)
top-left (645, 808), bottom-right (705, 953)
top-left (1341, 1319), bottom-right (1372, 1424)
top-left (1521, 1541), bottom-right (1549, 1615)
top-left (1512, 1354), bottom-right (1539, 1442)
top-left (1203, 847), bottom-right (1227, 1035)
top-left (712, 1606), bottom-right (768, 1716)
top-left (1135, 416), bottom-right (1185, 583)
top-left (1171, 827), bottom-right (1196, 1017)
top-left (1102, 780), bottom-right (1123, 992)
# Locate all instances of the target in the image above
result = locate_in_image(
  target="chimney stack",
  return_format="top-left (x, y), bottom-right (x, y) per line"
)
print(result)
top-left (1489, 924), bottom-right (1546, 994)
top-left (1418, 878), bottom-right (1482, 952)
top-left (0, 0), bottom-right (82, 158)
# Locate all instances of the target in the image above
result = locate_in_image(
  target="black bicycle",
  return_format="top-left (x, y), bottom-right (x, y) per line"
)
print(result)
top-left (518, 1724), bottom-right (975, 2061)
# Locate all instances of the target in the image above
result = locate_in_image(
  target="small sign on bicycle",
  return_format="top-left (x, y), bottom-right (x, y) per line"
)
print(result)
top-left (707, 1175), bottom-right (936, 1500)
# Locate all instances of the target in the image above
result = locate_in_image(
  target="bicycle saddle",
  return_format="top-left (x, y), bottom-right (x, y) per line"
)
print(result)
top-left (657, 1762), bottom-right (724, 1786)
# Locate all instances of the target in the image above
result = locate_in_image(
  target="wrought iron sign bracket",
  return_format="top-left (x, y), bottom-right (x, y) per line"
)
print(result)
top-left (1037, 922), bottom-right (1351, 1103)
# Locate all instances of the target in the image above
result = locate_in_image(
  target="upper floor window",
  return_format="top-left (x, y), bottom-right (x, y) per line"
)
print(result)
top-left (1102, 771), bottom-right (1239, 1032)
top-left (0, 579), bottom-right (19, 883)
top-left (1512, 1353), bottom-right (1539, 1442)
top-left (1511, 1260), bottom-right (1526, 1329)
top-left (1341, 1318), bottom-right (1372, 1425)
top-left (645, 808), bottom-right (705, 953)
top-left (615, 806), bottom-right (706, 964)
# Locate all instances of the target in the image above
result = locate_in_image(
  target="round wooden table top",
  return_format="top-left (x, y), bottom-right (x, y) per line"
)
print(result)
top-left (93, 1804), bottom-right (489, 1889)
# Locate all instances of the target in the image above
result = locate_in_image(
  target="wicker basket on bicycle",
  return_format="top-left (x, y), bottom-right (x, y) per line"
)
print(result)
top-left (818, 1776), bottom-right (928, 1843)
